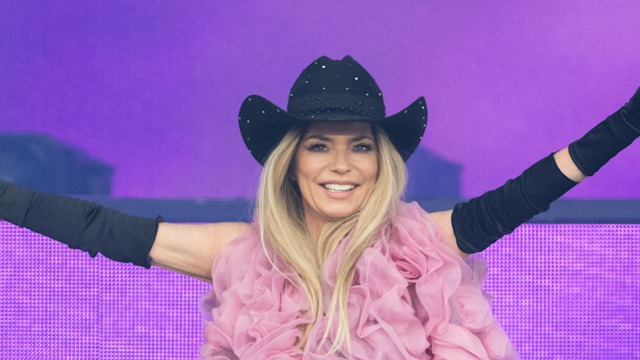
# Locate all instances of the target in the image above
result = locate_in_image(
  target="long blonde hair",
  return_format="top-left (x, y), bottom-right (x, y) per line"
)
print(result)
top-left (257, 123), bottom-right (407, 354)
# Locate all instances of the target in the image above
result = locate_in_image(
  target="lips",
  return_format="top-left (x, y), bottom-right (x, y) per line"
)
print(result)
top-left (322, 183), bottom-right (356, 192)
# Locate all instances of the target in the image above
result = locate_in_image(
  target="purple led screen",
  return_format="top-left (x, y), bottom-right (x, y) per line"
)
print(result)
top-left (1, 1), bottom-right (640, 199)
top-left (2, 222), bottom-right (639, 359)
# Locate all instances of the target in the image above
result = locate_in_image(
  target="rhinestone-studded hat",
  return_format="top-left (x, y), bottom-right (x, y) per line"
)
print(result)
top-left (239, 55), bottom-right (427, 165)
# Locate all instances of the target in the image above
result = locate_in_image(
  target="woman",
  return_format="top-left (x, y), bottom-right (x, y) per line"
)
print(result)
top-left (1, 56), bottom-right (638, 359)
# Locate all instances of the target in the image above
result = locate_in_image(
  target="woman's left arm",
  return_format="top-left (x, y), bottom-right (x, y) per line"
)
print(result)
top-left (436, 86), bottom-right (640, 255)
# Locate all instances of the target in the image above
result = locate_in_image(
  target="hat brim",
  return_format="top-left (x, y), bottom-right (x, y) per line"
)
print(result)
top-left (239, 95), bottom-right (428, 165)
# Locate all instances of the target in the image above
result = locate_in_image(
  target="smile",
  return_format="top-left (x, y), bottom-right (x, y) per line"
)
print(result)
top-left (323, 184), bottom-right (356, 192)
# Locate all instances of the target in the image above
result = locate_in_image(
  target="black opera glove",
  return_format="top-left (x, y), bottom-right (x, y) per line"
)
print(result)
top-left (0, 179), bottom-right (161, 268)
top-left (452, 86), bottom-right (640, 254)
top-left (452, 154), bottom-right (577, 254)
top-left (569, 87), bottom-right (640, 176)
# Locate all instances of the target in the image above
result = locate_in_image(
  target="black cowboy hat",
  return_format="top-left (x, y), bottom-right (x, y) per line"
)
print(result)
top-left (239, 55), bottom-right (428, 165)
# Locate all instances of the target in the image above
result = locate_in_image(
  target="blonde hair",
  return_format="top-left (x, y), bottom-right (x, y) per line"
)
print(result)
top-left (257, 124), bottom-right (407, 354)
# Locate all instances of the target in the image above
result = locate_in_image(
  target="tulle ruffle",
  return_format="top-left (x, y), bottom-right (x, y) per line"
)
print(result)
top-left (199, 202), bottom-right (518, 359)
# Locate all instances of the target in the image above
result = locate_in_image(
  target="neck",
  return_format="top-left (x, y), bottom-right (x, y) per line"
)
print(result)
top-left (305, 216), bottom-right (326, 243)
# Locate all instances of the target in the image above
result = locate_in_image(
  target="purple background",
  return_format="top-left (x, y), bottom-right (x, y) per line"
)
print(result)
top-left (2, 3), bottom-right (640, 358)
top-left (1, 1), bottom-right (639, 199)
top-left (3, 223), bottom-right (639, 359)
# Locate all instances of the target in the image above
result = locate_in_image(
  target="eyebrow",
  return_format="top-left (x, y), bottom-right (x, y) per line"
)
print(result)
top-left (302, 134), bottom-right (374, 142)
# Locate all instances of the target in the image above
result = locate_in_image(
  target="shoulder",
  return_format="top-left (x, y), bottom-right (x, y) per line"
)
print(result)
top-left (150, 221), bottom-right (253, 282)
top-left (157, 221), bottom-right (252, 251)
top-left (197, 222), bottom-right (256, 264)
top-left (395, 202), bottom-right (465, 258)
top-left (202, 222), bottom-right (253, 244)
top-left (209, 221), bottom-right (263, 268)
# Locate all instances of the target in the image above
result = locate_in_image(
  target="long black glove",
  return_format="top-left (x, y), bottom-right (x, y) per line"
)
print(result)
top-left (0, 179), bottom-right (160, 268)
top-left (569, 87), bottom-right (640, 175)
top-left (452, 87), bottom-right (640, 254)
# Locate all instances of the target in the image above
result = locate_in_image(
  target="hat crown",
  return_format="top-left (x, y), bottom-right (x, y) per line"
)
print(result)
top-left (287, 56), bottom-right (386, 120)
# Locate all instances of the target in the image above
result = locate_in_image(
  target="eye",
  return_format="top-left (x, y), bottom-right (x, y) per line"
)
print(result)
top-left (353, 142), bottom-right (374, 152)
top-left (307, 142), bottom-right (327, 152)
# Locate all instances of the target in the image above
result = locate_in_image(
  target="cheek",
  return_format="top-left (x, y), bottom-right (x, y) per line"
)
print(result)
top-left (293, 164), bottom-right (315, 196)
top-left (293, 163), bottom-right (309, 185)
top-left (365, 158), bottom-right (379, 183)
top-left (294, 153), bottom-right (323, 183)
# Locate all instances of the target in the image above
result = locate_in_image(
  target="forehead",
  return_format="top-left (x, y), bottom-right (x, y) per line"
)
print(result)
top-left (302, 121), bottom-right (373, 137)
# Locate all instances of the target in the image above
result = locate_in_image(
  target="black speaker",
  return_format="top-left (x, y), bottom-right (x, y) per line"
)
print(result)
top-left (0, 133), bottom-right (113, 195)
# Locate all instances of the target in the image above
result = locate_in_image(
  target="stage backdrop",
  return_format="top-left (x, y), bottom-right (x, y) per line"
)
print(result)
top-left (1, 1), bottom-right (640, 199)
top-left (2, 221), bottom-right (639, 359)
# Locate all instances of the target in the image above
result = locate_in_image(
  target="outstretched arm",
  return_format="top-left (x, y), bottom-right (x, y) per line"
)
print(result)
top-left (553, 147), bottom-right (587, 183)
top-left (0, 180), bottom-right (160, 267)
top-left (0, 180), bottom-right (248, 281)
top-left (438, 87), bottom-right (640, 255)
top-left (150, 221), bottom-right (249, 282)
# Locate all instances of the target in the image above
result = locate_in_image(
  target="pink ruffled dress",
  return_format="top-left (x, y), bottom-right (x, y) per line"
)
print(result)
top-left (199, 202), bottom-right (518, 359)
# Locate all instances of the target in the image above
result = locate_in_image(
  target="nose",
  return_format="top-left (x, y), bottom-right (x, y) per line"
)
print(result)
top-left (330, 149), bottom-right (351, 174)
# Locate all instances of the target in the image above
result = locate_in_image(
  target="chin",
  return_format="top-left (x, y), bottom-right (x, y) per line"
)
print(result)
top-left (323, 207), bottom-right (360, 220)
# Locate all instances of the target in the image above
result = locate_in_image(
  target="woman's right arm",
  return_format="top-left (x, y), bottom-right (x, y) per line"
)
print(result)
top-left (1, 179), bottom-right (249, 280)
top-left (149, 221), bottom-right (250, 282)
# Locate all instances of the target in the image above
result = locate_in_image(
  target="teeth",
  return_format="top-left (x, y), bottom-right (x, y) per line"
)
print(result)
top-left (324, 184), bottom-right (355, 192)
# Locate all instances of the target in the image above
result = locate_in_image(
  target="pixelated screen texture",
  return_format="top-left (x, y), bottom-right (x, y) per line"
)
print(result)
top-left (2, 222), bottom-right (639, 359)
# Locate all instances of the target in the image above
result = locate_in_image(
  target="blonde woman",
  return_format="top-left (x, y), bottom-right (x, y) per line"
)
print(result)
top-left (1, 56), bottom-right (638, 359)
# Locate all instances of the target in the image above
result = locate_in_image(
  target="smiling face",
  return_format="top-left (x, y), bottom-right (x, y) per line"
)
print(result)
top-left (292, 121), bottom-right (378, 239)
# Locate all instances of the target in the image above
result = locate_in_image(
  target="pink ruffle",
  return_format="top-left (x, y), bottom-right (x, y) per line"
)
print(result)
top-left (199, 202), bottom-right (518, 359)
